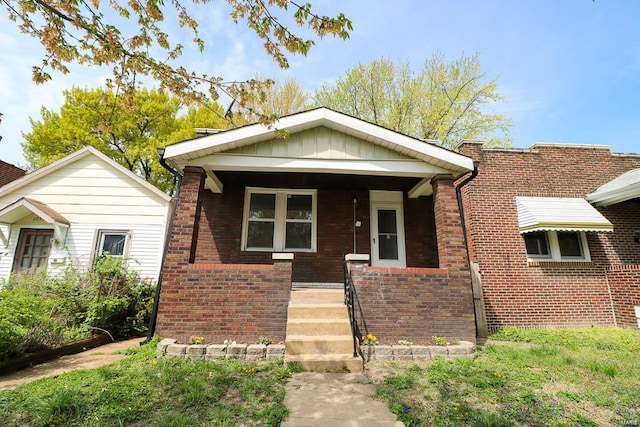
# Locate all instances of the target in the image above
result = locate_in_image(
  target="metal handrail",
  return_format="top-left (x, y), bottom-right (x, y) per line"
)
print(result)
top-left (343, 260), bottom-right (363, 360)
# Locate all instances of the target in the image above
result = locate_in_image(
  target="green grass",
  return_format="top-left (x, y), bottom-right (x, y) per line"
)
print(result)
top-left (371, 327), bottom-right (640, 427)
top-left (0, 339), bottom-right (297, 426)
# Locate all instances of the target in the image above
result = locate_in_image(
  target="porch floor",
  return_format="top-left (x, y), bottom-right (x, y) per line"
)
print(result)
top-left (292, 282), bottom-right (343, 289)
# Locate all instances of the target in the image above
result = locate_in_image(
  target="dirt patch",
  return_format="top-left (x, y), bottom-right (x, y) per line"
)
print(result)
top-left (0, 337), bottom-right (143, 391)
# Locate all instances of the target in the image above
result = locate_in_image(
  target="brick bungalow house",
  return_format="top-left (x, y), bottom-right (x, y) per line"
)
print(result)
top-left (153, 107), bottom-right (479, 364)
top-left (459, 141), bottom-right (640, 331)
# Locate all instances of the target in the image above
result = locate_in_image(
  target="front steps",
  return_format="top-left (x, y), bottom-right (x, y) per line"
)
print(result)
top-left (285, 288), bottom-right (363, 373)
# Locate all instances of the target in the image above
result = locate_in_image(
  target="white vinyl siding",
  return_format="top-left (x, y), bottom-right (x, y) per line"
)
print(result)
top-left (227, 126), bottom-right (412, 161)
top-left (0, 153), bottom-right (169, 282)
top-left (0, 156), bottom-right (168, 225)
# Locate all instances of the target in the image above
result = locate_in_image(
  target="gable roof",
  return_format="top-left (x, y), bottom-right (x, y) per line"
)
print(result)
top-left (0, 146), bottom-right (171, 202)
top-left (586, 168), bottom-right (640, 206)
top-left (163, 107), bottom-right (474, 177)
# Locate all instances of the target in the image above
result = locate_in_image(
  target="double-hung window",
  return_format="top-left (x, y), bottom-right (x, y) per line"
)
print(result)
top-left (95, 230), bottom-right (131, 259)
top-left (523, 230), bottom-right (590, 262)
top-left (243, 188), bottom-right (316, 252)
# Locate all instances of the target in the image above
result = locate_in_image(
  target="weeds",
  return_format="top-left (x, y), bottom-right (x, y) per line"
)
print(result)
top-left (371, 327), bottom-right (640, 426)
top-left (0, 339), bottom-right (293, 426)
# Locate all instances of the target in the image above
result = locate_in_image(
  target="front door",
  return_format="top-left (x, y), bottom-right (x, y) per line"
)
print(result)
top-left (370, 191), bottom-right (406, 268)
top-left (12, 228), bottom-right (54, 274)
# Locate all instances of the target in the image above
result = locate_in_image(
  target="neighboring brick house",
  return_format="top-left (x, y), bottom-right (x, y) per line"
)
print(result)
top-left (459, 141), bottom-right (640, 331)
top-left (0, 159), bottom-right (25, 187)
top-left (154, 108), bottom-right (478, 346)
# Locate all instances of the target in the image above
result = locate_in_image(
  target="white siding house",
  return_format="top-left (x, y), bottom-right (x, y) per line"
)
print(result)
top-left (0, 147), bottom-right (171, 281)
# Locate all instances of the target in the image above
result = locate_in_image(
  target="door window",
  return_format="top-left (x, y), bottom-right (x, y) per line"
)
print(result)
top-left (12, 229), bottom-right (53, 274)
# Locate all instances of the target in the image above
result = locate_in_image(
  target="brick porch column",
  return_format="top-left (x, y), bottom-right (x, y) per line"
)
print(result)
top-left (165, 166), bottom-right (206, 266)
top-left (432, 174), bottom-right (470, 273)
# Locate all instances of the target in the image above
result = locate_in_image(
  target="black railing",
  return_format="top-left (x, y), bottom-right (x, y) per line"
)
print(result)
top-left (344, 260), bottom-right (364, 360)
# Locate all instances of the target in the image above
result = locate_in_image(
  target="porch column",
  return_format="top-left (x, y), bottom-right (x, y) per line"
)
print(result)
top-left (165, 166), bottom-right (206, 265)
top-left (432, 174), bottom-right (470, 272)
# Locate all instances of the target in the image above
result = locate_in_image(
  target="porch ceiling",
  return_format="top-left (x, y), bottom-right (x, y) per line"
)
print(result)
top-left (200, 160), bottom-right (440, 196)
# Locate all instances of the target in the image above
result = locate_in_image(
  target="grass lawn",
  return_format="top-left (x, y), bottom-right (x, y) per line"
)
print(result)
top-left (0, 328), bottom-right (638, 426)
top-left (0, 339), bottom-right (297, 427)
top-left (371, 327), bottom-right (640, 426)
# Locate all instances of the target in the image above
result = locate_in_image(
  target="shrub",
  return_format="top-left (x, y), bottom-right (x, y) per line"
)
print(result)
top-left (0, 255), bottom-right (156, 361)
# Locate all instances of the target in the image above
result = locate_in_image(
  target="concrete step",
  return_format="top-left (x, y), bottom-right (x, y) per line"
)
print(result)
top-left (290, 288), bottom-right (344, 304)
top-left (286, 318), bottom-right (353, 336)
top-left (285, 354), bottom-right (363, 373)
top-left (286, 335), bottom-right (355, 355)
top-left (287, 303), bottom-right (349, 320)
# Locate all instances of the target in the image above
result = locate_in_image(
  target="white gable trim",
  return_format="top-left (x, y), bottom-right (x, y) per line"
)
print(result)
top-left (191, 154), bottom-right (450, 178)
top-left (164, 108), bottom-right (474, 176)
top-left (0, 147), bottom-right (171, 202)
top-left (0, 198), bottom-right (70, 247)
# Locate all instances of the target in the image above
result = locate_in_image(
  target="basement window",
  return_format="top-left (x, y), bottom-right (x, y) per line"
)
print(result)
top-left (242, 188), bottom-right (316, 252)
top-left (523, 230), bottom-right (590, 262)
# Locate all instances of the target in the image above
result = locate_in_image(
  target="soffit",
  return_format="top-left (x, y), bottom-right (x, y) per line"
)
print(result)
top-left (586, 168), bottom-right (640, 206)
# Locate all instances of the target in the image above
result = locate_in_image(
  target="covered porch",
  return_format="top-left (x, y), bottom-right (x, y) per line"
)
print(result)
top-left (154, 108), bottom-right (477, 348)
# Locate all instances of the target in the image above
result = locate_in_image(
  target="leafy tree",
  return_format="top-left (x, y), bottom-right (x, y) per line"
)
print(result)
top-left (314, 53), bottom-right (512, 148)
top-left (242, 75), bottom-right (311, 122)
top-left (3, 0), bottom-right (352, 122)
top-left (22, 87), bottom-right (230, 193)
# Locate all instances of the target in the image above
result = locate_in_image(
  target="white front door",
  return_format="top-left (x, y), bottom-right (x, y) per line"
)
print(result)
top-left (370, 191), bottom-right (406, 268)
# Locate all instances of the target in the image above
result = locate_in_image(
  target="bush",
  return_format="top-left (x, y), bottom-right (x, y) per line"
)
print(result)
top-left (0, 256), bottom-right (156, 361)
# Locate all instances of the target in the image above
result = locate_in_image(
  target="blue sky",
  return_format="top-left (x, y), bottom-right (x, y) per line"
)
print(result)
top-left (1, 0), bottom-right (639, 166)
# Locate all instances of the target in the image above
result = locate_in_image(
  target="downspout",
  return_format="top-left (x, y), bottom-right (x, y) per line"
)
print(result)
top-left (455, 160), bottom-right (481, 337)
top-left (140, 147), bottom-right (182, 345)
top-left (456, 160), bottom-right (480, 247)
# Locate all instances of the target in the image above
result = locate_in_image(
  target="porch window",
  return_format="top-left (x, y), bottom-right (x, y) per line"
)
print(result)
top-left (523, 230), bottom-right (590, 262)
top-left (243, 188), bottom-right (316, 251)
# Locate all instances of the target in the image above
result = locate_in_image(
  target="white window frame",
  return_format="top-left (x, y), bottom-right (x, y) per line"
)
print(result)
top-left (524, 230), bottom-right (591, 262)
top-left (94, 230), bottom-right (132, 261)
top-left (241, 187), bottom-right (317, 252)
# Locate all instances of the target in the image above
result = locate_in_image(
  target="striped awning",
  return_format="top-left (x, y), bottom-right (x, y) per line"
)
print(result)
top-left (515, 197), bottom-right (613, 234)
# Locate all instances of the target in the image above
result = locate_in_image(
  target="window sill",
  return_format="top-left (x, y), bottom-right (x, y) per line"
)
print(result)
top-left (527, 260), bottom-right (594, 268)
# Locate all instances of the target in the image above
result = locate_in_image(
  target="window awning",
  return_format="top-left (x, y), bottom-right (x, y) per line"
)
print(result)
top-left (515, 197), bottom-right (613, 234)
top-left (0, 197), bottom-right (70, 247)
top-left (586, 168), bottom-right (640, 206)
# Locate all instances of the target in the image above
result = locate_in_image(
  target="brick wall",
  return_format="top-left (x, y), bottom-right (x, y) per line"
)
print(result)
top-left (156, 261), bottom-right (292, 344)
top-left (156, 166), bottom-right (292, 343)
top-left (349, 263), bottom-right (476, 344)
top-left (607, 265), bottom-right (640, 329)
top-left (0, 160), bottom-right (25, 187)
top-left (194, 174), bottom-right (439, 282)
top-left (458, 142), bottom-right (640, 330)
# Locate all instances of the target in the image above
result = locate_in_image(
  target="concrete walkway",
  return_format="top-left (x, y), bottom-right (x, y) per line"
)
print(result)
top-left (0, 337), bottom-right (142, 391)
top-left (283, 372), bottom-right (405, 427)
